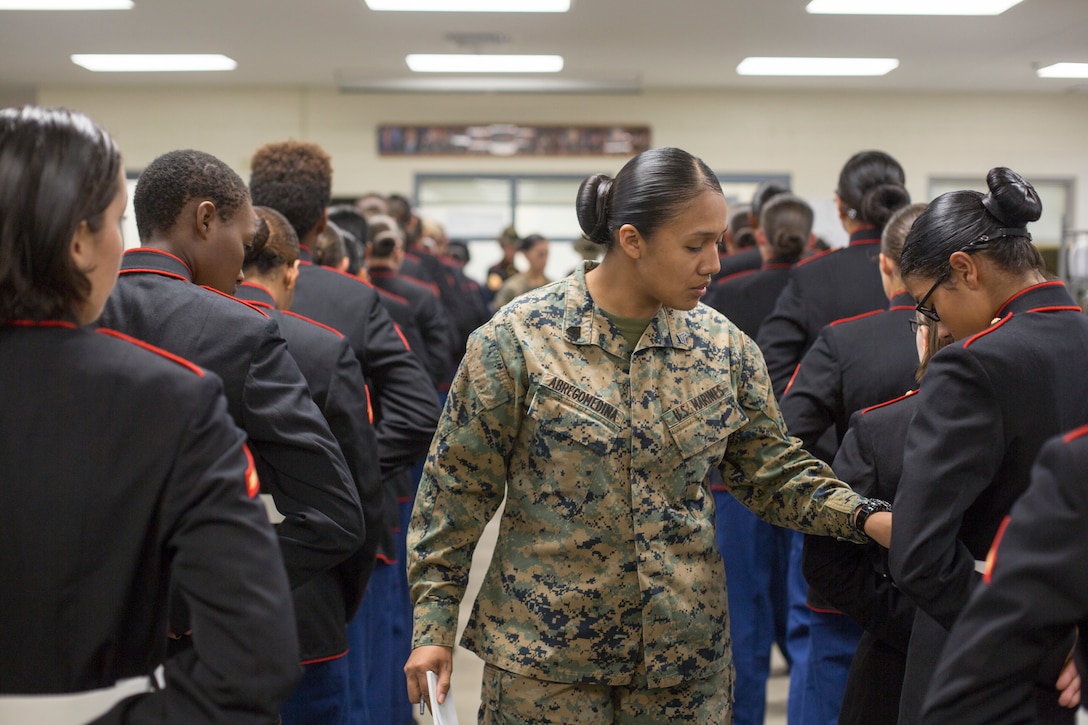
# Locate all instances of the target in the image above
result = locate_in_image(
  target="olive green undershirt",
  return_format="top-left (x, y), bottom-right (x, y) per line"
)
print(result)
top-left (601, 308), bottom-right (654, 357)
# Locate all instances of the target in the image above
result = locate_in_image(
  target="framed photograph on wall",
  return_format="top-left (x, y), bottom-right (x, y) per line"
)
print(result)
top-left (378, 123), bottom-right (651, 157)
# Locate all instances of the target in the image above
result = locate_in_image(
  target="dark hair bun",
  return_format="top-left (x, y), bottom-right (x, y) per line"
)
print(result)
top-left (983, 167), bottom-right (1042, 227)
top-left (576, 173), bottom-right (613, 245)
top-left (246, 214), bottom-right (271, 264)
top-left (861, 183), bottom-right (912, 229)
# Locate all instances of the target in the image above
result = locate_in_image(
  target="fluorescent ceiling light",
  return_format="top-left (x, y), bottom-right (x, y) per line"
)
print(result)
top-left (806, 0), bottom-right (1023, 15)
top-left (0, 0), bottom-right (131, 8)
top-left (71, 54), bottom-right (237, 72)
top-left (737, 57), bottom-right (899, 76)
top-left (406, 54), bottom-right (563, 73)
top-left (1037, 63), bottom-right (1088, 78)
top-left (366, 0), bottom-right (569, 11)
top-left (341, 75), bottom-right (639, 94)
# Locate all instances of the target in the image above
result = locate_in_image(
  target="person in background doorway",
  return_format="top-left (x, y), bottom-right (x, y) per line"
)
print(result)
top-left (492, 233), bottom-right (552, 310)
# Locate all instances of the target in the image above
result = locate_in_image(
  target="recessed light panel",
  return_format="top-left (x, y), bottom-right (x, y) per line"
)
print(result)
top-left (71, 54), bottom-right (237, 72)
top-left (366, 0), bottom-right (569, 11)
top-left (736, 57), bottom-right (899, 77)
top-left (1037, 63), bottom-right (1088, 79)
top-left (0, 0), bottom-right (132, 8)
top-left (806, 0), bottom-right (1024, 15)
top-left (406, 54), bottom-right (563, 73)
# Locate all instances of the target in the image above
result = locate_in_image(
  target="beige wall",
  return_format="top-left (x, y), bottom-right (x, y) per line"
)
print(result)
top-left (38, 85), bottom-right (1088, 229)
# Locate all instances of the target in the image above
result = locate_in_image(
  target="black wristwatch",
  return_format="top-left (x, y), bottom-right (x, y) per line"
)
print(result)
top-left (852, 498), bottom-right (892, 542)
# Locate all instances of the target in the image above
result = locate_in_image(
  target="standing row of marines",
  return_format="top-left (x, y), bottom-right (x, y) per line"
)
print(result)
top-left (1, 105), bottom-right (1087, 725)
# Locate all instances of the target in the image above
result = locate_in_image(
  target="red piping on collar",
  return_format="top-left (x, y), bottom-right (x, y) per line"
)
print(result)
top-left (124, 247), bottom-right (194, 276)
top-left (995, 281), bottom-right (1066, 317)
top-left (4, 319), bottom-right (77, 329)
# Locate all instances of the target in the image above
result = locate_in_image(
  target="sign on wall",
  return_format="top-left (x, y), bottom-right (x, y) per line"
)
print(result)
top-left (378, 123), bottom-right (651, 157)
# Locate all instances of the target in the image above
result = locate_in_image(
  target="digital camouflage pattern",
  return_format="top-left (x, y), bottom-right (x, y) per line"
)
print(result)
top-left (408, 261), bottom-right (867, 689)
top-left (478, 661), bottom-right (732, 723)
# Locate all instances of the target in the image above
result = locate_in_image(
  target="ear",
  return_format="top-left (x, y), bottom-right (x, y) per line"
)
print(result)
top-left (284, 260), bottom-right (300, 292)
top-left (616, 223), bottom-right (643, 260)
top-left (69, 220), bottom-right (94, 271)
top-left (835, 195), bottom-right (848, 221)
top-left (313, 208), bottom-right (328, 237)
top-left (878, 252), bottom-right (895, 278)
top-left (337, 256), bottom-right (350, 273)
top-left (948, 250), bottom-right (982, 290)
top-left (195, 201), bottom-right (217, 240)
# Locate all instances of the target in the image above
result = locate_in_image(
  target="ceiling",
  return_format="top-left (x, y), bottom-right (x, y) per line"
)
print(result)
top-left (2, 0), bottom-right (1088, 95)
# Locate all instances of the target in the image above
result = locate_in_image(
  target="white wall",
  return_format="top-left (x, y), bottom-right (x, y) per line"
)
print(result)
top-left (38, 84), bottom-right (1088, 240)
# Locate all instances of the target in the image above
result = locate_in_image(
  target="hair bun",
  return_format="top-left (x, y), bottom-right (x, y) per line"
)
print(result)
top-left (247, 214), bottom-right (272, 264)
top-left (983, 167), bottom-right (1042, 227)
top-left (860, 183), bottom-right (911, 228)
top-left (575, 173), bottom-right (613, 245)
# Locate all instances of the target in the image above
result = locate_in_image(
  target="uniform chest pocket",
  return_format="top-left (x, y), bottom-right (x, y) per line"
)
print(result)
top-left (523, 382), bottom-right (622, 509)
top-left (663, 385), bottom-right (748, 472)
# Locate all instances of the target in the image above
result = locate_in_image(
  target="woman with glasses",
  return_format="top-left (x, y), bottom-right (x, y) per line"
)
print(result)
top-left (779, 202), bottom-right (928, 725)
top-left (888, 167), bottom-right (1088, 724)
top-left (802, 303), bottom-right (952, 725)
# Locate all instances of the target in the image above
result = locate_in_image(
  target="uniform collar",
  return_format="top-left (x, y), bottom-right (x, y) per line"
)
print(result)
top-left (562, 260), bottom-right (696, 355)
top-left (298, 245), bottom-right (314, 263)
top-left (995, 280), bottom-right (1076, 318)
top-left (234, 281), bottom-right (276, 308)
top-left (889, 290), bottom-right (916, 309)
top-left (848, 228), bottom-right (881, 247)
top-left (121, 248), bottom-right (194, 282)
top-left (368, 267), bottom-right (397, 280)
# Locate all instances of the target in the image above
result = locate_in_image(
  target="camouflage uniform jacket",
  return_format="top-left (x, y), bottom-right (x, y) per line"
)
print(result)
top-left (408, 261), bottom-right (867, 688)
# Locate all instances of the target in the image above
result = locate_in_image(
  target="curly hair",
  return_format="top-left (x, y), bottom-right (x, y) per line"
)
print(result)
top-left (249, 141), bottom-right (332, 242)
top-left (134, 150), bottom-right (248, 242)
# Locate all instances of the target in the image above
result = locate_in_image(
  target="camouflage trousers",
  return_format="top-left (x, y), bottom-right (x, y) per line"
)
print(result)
top-left (478, 662), bottom-right (734, 724)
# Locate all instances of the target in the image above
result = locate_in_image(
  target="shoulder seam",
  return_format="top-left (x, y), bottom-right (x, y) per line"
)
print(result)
top-left (96, 328), bottom-right (206, 377)
top-left (860, 388), bottom-right (918, 415)
top-left (282, 310), bottom-right (345, 338)
top-left (963, 313), bottom-right (1012, 349)
top-left (829, 308), bottom-right (885, 327)
top-left (198, 286), bottom-right (271, 318)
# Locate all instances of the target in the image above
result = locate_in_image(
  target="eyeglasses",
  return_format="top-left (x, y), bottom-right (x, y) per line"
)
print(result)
top-left (915, 273), bottom-right (947, 322)
top-left (909, 319), bottom-right (924, 334)
top-left (913, 235), bottom-right (998, 322)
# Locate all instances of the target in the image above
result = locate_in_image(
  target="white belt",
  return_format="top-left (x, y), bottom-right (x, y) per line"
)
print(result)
top-left (0, 665), bottom-right (164, 724)
top-left (975, 559), bottom-right (987, 574)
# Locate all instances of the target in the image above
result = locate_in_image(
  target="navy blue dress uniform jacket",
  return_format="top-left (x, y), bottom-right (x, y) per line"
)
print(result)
top-left (292, 246), bottom-right (440, 476)
top-left (889, 281), bottom-right (1088, 724)
top-left (714, 246), bottom-right (762, 282)
top-left (0, 320), bottom-right (299, 723)
top-left (368, 267), bottom-right (454, 387)
top-left (405, 250), bottom-right (490, 383)
top-left (236, 282), bottom-right (383, 662)
top-left (803, 391), bottom-right (919, 725)
top-left (779, 291), bottom-right (918, 457)
top-left (757, 229), bottom-right (887, 397)
top-left (704, 258), bottom-right (793, 340)
top-left (97, 248), bottom-right (363, 590)
top-left (923, 425), bottom-right (1088, 724)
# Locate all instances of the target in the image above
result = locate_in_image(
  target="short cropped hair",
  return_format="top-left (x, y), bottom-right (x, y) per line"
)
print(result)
top-left (134, 149), bottom-right (249, 242)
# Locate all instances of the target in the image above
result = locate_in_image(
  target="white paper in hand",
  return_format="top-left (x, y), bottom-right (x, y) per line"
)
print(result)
top-left (426, 669), bottom-right (460, 725)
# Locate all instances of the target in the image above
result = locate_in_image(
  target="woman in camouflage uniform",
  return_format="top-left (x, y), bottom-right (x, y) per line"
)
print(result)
top-left (405, 146), bottom-right (890, 724)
